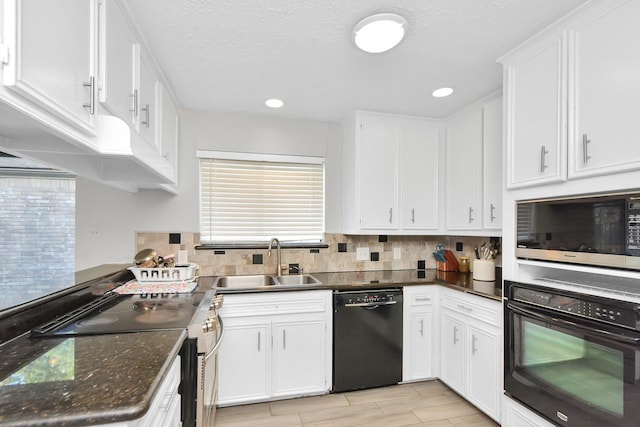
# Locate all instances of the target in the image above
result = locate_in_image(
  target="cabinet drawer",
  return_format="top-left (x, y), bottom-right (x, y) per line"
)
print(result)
top-left (221, 290), bottom-right (330, 318)
top-left (440, 290), bottom-right (500, 326)
top-left (404, 286), bottom-right (435, 306)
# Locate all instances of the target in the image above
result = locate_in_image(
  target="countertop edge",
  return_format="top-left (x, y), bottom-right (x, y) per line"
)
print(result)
top-left (209, 269), bottom-right (502, 302)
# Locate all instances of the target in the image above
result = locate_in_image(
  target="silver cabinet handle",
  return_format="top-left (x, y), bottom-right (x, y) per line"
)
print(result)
top-left (582, 134), bottom-right (591, 164)
top-left (388, 208), bottom-right (393, 223)
top-left (468, 206), bottom-right (474, 223)
top-left (540, 145), bottom-right (549, 172)
top-left (283, 329), bottom-right (286, 350)
top-left (129, 89), bottom-right (138, 117)
top-left (457, 304), bottom-right (473, 313)
top-left (411, 208), bottom-right (415, 224)
top-left (472, 334), bottom-right (478, 355)
top-left (490, 204), bottom-right (496, 222)
top-left (257, 331), bottom-right (261, 352)
top-left (141, 103), bottom-right (150, 128)
top-left (82, 76), bottom-right (95, 115)
top-left (453, 325), bottom-right (458, 344)
top-left (419, 319), bottom-right (424, 337)
top-left (415, 296), bottom-right (431, 302)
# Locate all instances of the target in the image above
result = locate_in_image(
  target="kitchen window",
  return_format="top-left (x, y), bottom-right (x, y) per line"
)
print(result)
top-left (198, 151), bottom-right (324, 244)
top-left (0, 153), bottom-right (75, 311)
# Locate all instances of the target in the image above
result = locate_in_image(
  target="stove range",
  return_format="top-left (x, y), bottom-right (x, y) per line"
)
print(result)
top-left (31, 292), bottom-right (205, 337)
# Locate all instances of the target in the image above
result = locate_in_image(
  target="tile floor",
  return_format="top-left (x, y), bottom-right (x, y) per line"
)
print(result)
top-left (215, 380), bottom-right (500, 426)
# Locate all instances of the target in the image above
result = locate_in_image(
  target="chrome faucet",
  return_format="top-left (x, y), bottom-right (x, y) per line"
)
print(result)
top-left (268, 237), bottom-right (282, 276)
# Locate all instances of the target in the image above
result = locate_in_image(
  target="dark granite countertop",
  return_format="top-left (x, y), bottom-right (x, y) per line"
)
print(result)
top-left (204, 268), bottom-right (502, 301)
top-left (0, 329), bottom-right (186, 427)
top-left (0, 266), bottom-right (500, 426)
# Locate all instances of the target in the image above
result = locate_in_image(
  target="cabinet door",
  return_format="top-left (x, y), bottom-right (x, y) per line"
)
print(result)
top-left (483, 97), bottom-right (502, 230)
top-left (569, 0), bottom-right (640, 178)
top-left (405, 310), bottom-right (433, 381)
top-left (505, 35), bottom-right (566, 188)
top-left (136, 48), bottom-right (159, 149)
top-left (503, 396), bottom-right (557, 427)
top-left (158, 83), bottom-right (179, 183)
top-left (4, 0), bottom-right (97, 134)
top-left (467, 324), bottom-right (500, 420)
top-left (402, 120), bottom-right (440, 231)
top-left (217, 321), bottom-right (270, 404)
top-left (446, 107), bottom-right (483, 230)
top-left (439, 312), bottom-right (465, 394)
top-left (359, 117), bottom-right (399, 229)
top-left (272, 319), bottom-right (327, 397)
top-left (99, 0), bottom-right (136, 125)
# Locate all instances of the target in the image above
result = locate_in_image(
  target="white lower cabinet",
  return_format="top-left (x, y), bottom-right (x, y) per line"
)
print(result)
top-left (503, 395), bottom-right (556, 427)
top-left (440, 313), bottom-right (466, 392)
top-left (217, 290), bottom-right (332, 406)
top-left (218, 320), bottom-right (270, 403)
top-left (97, 355), bottom-right (181, 427)
top-left (403, 286), bottom-right (437, 382)
top-left (439, 288), bottom-right (501, 422)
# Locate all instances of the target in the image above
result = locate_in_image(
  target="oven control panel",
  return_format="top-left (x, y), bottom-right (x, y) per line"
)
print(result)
top-left (513, 286), bottom-right (640, 330)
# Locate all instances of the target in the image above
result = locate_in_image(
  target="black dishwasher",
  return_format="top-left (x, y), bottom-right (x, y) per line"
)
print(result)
top-left (333, 288), bottom-right (403, 392)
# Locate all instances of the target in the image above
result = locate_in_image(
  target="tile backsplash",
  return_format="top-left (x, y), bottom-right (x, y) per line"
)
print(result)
top-left (135, 232), bottom-right (501, 277)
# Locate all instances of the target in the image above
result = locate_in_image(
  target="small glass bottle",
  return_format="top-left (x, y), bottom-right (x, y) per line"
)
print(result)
top-left (458, 256), bottom-right (470, 273)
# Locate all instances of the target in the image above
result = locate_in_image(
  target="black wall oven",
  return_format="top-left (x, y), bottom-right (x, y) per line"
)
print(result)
top-left (504, 280), bottom-right (640, 426)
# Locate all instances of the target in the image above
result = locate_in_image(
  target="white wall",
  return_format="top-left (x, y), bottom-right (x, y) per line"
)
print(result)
top-left (76, 111), bottom-right (343, 270)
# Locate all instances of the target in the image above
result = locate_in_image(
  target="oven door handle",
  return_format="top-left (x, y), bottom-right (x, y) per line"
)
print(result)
top-left (508, 302), bottom-right (640, 345)
top-left (205, 316), bottom-right (224, 361)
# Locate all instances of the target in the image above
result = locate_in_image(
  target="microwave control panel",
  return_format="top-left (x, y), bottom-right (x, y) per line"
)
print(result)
top-left (627, 197), bottom-right (640, 254)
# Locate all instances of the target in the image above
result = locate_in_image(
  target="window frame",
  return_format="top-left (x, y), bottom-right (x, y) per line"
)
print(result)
top-left (197, 150), bottom-right (326, 245)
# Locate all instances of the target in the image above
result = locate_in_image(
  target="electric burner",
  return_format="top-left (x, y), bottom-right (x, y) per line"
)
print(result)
top-left (31, 292), bottom-right (205, 337)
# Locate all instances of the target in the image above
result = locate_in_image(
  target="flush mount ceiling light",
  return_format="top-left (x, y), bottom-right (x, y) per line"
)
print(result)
top-left (353, 13), bottom-right (408, 53)
top-left (432, 87), bottom-right (454, 98)
top-left (265, 98), bottom-right (284, 108)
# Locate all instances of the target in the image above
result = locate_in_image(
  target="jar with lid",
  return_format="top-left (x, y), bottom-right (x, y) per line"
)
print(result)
top-left (458, 256), bottom-right (470, 273)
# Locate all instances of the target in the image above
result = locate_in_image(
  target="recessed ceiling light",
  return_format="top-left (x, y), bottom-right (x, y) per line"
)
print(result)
top-left (432, 87), bottom-right (454, 98)
top-left (265, 98), bottom-right (284, 108)
top-left (353, 13), bottom-right (408, 53)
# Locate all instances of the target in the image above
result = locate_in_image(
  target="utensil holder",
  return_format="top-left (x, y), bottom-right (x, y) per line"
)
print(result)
top-left (473, 260), bottom-right (495, 281)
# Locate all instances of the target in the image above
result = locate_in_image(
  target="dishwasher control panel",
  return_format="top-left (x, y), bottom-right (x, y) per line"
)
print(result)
top-left (334, 289), bottom-right (402, 308)
top-left (348, 293), bottom-right (395, 304)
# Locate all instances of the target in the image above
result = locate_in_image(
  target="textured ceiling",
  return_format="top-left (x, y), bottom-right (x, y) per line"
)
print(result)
top-left (122, 0), bottom-right (589, 122)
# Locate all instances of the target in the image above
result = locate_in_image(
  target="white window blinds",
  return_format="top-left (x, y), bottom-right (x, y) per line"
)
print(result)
top-left (199, 153), bottom-right (325, 243)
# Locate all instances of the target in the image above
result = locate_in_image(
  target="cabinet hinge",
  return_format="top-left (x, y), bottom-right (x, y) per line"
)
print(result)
top-left (0, 44), bottom-right (9, 66)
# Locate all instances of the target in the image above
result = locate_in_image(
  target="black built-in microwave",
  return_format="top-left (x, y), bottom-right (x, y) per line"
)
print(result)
top-left (516, 192), bottom-right (640, 270)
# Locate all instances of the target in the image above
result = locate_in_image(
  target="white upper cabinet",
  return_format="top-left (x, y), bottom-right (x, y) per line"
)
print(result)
top-left (3, 0), bottom-right (98, 135)
top-left (135, 47), bottom-right (159, 149)
top-left (0, 0), bottom-right (180, 192)
top-left (359, 115), bottom-right (400, 229)
top-left (446, 106), bottom-right (483, 230)
top-left (502, 34), bottom-right (567, 189)
top-left (99, 0), bottom-right (136, 126)
top-left (568, 0), bottom-right (640, 178)
top-left (402, 120), bottom-right (440, 231)
top-left (501, 0), bottom-right (640, 190)
top-left (158, 83), bottom-right (179, 184)
top-left (483, 97), bottom-right (503, 230)
top-left (342, 111), bottom-right (441, 234)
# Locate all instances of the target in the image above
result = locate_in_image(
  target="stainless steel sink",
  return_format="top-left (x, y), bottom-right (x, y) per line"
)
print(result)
top-left (212, 275), bottom-right (276, 288)
top-left (274, 274), bottom-right (322, 286)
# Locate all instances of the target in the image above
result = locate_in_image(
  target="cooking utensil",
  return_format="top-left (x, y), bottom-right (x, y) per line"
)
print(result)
top-left (432, 251), bottom-right (447, 262)
top-left (134, 248), bottom-right (158, 268)
top-left (433, 243), bottom-right (447, 262)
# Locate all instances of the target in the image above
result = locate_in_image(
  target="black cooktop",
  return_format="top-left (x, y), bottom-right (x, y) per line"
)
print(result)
top-left (31, 292), bottom-right (204, 337)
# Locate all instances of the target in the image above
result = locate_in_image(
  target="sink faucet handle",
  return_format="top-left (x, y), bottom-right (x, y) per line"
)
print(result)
top-left (288, 264), bottom-right (303, 274)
